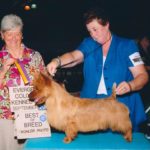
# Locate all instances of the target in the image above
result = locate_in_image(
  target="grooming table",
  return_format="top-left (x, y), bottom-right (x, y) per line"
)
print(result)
top-left (23, 132), bottom-right (150, 150)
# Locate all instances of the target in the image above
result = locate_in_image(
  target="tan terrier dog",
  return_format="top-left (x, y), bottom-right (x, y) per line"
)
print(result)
top-left (29, 72), bottom-right (132, 143)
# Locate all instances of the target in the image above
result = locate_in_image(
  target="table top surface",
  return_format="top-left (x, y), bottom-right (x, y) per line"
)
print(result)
top-left (23, 131), bottom-right (150, 150)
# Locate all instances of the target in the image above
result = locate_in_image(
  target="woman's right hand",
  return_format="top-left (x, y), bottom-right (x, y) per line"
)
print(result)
top-left (47, 60), bottom-right (58, 76)
top-left (2, 58), bottom-right (16, 73)
top-left (0, 58), bottom-right (15, 80)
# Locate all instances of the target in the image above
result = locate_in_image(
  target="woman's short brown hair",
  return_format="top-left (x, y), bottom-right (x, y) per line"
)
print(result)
top-left (83, 7), bottom-right (109, 26)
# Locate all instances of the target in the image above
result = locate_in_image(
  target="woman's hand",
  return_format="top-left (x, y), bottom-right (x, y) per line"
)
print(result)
top-left (0, 58), bottom-right (16, 78)
top-left (46, 50), bottom-right (84, 76)
top-left (116, 65), bottom-right (149, 95)
top-left (47, 60), bottom-right (58, 76)
top-left (116, 81), bottom-right (131, 95)
top-left (3, 58), bottom-right (16, 71)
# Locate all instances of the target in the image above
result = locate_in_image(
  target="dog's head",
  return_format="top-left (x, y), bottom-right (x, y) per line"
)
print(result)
top-left (29, 71), bottom-right (53, 105)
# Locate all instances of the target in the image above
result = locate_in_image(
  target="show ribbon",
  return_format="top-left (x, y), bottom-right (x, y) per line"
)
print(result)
top-left (15, 60), bottom-right (30, 85)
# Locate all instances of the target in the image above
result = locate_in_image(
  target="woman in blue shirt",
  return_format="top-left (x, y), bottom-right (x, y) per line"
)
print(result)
top-left (47, 8), bottom-right (149, 131)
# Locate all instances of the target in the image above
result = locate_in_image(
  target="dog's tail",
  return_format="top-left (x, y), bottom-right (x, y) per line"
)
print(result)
top-left (111, 83), bottom-right (116, 99)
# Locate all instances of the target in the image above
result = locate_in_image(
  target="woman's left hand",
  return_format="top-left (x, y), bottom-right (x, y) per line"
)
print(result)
top-left (116, 81), bottom-right (131, 95)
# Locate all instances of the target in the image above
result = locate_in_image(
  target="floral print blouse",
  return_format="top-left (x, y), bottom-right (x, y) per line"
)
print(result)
top-left (0, 45), bottom-right (45, 119)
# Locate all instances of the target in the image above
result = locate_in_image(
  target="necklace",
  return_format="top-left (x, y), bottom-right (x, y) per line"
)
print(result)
top-left (102, 33), bottom-right (112, 45)
top-left (7, 45), bottom-right (24, 59)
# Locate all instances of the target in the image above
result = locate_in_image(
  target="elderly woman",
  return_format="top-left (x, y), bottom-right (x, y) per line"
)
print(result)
top-left (0, 14), bottom-right (45, 150)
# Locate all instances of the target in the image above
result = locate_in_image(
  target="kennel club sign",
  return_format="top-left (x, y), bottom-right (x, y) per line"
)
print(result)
top-left (9, 85), bottom-right (51, 139)
top-left (9, 85), bottom-right (35, 111)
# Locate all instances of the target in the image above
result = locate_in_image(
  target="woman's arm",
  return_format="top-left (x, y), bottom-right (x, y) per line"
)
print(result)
top-left (128, 65), bottom-right (149, 91)
top-left (116, 65), bottom-right (149, 95)
top-left (47, 50), bottom-right (84, 76)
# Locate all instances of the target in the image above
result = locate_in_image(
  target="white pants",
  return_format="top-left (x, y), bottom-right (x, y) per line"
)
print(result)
top-left (0, 119), bottom-right (25, 150)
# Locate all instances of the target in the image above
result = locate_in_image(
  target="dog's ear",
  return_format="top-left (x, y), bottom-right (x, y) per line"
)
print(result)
top-left (31, 70), bottom-right (53, 87)
top-left (40, 72), bottom-right (52, 85)
top-left (30, 71), bottom-right (40, 85)
top-left (42, 69), bottom-right (50, 76)
top-left (30, 67), bottom-right (50, 79)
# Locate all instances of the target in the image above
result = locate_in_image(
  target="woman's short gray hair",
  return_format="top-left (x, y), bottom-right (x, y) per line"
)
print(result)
top-left (0, 14), bottom-right (23, 32)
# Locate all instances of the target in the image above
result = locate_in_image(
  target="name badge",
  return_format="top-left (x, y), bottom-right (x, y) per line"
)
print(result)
top-left (129, 52), bottom-right (144, 66)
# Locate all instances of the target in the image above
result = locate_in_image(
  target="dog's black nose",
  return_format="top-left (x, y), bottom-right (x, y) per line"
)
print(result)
top-left (28, 92), bottom-right (34, 101)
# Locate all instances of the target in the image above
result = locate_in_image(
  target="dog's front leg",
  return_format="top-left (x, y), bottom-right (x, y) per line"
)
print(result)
top-left (123, 128), bottom-right (132, 142)
top-left (63, 121), bottom-right (78, 143)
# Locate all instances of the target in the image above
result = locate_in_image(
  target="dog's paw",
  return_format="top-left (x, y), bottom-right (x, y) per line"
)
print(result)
top-left (63, 137), bottom-right (72, 143)
top-left (124, 135), bottom-right (132, 142)
top-left (124, 130), bottom-right (132, 142)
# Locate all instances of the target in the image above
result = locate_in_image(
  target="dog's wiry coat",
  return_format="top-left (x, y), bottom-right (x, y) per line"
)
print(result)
top-left (29, 72), bottom-right (132, 143)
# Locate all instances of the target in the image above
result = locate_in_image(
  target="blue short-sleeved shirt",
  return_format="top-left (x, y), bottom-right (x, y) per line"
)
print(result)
top-left (77, 34), bottom-right (147, 131)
